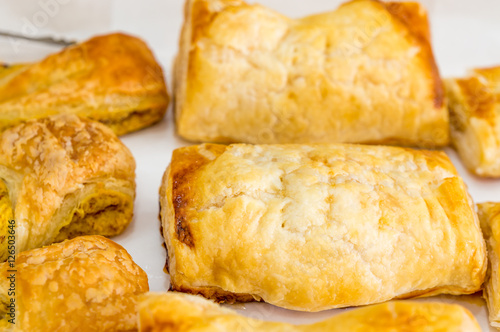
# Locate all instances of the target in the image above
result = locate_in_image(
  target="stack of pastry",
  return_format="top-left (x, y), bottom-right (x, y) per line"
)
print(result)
top-left (1, 0), bottom-right (500, 331)
top-left (150, 0), bottom-right (499, 330)
top-left (0, 33), bottom-right (169, 330)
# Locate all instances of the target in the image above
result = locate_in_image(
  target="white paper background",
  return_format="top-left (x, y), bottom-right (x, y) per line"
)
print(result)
top-left (1, 0), bottom-right (500, 330)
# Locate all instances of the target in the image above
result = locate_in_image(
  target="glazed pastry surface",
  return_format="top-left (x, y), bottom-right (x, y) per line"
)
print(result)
top-left (160, 143), bottom-right (486, 311)
top-left (446, 66), bottom-right (500, 177)
top-left (175, 0), bottom-right (448, 146)
top-left (137, 292), bottom-right (481, 332)
top-left (0, 114), bottom-right (136, 258)
top-left (478, 202), bottom-right (500, 328)
top-left (0, 33), bottom-right (169, 136)
top-left (0, 235), bottom-right (149, 331)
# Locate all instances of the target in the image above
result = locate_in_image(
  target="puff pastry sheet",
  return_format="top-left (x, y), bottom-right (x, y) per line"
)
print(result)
top-left (174, 0), bottom-right (448, 146)
top-left (0, 235), bottom-right (149, 332)
top-left (446, 67), bottom-right (500, 177)
top-left (160, 143), bottom-right (486, 311)
top-left (138, 292), bottom-right (481, 332)
top-left (478, 202), bottom-right (500, 328)
top-left (0, 33), bottom-right (169, 136)
top-left (0, 114), bottom-right (136, 260)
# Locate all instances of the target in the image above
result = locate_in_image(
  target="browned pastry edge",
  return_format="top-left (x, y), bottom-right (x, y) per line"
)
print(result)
top-left (170, 144), bottom-right (227, 248)
top-left (383, 1), bottom-right (444, 109)
top-left (169, 284), bottom-right (262, 304)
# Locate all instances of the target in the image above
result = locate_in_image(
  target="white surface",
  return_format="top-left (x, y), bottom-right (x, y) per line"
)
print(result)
top-left (1, 0), bottom-right (500, 330)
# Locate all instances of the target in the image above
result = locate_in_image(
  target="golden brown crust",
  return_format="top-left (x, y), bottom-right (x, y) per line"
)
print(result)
top-left (137, 292), bottom-right (482, 332)
top-left (384, 1), bottom-right (444, 109)
top-left (169, 144), bottom-right (227, 247)
top-left (0, 33), bottom-right (169, 136)
top-left (478, 202), bottom-right (500, 328)
top-left (0, 235), bottom-right (149, 331)
top-left (174, 0), bottom-right (448, 146)
top-left (446, 66), bottom-right (500, 177)
top-left (0, 114), bottom-right (136, 257)
top-left (160, 143), bottom-right (486, 312)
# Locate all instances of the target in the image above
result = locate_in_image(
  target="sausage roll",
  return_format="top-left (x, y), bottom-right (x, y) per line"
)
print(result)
top-left (0, 33), bottom-right (169, 136)
top-left (446, 67), bottom-right (500, 177)
top-left (478, 202), bottom-right (500, 328)
top-left (0, 235), bottom-right (149, 332)
top-left (0, 114), bottom-right (136, 260)
top-left (138, 292), bottom-right (481, 332)
top-left (174, 0), bottom-right (448, 146)
top-left (160, 144), bottom-right (486, 311)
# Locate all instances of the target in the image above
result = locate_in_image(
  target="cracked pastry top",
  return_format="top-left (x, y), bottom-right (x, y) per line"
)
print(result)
top-left (160, 143), bottom-right (486, 312)
top-left (0, 114), bottom-right (136, 260)
top-left (446, 66), bottom-right (500, 177)
top-left (137, 292), bottom-right (481, 332)
top-left (174, 0), bottom-right (448, 146)
top-left (0, 33), bottom-right (169, 136)
top-left (478, 202), bottom-right (500, 328)
top-left (0, 235), bottom-right (149, 332)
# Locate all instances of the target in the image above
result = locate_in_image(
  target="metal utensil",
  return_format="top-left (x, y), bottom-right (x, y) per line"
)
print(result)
top-left (0, 30), bottom-right (76, 47)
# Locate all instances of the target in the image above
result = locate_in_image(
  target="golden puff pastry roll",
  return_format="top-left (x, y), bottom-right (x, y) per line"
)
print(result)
top-left (174, 0), bottom-right (448, 147)
top-left (137, 292), bottom-right (481, 332)
top-left (0, 33), bottom-right (169, 136)
top-left (478, 202), bottom-right (500, 328)
top-left (446, 67), bottom-right (500, 177)
top-left (160, 144), bottom-right (486, 312)
top-left (0, 235), bottom-right (149, 332)
top-left (0, 114), bottom-right (136, 260)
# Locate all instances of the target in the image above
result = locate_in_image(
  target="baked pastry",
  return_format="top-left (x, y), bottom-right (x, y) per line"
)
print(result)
top-left (137, 292), bottom-right (481, 331)
top-left (446, 66), bottom-right (500, 177)
top-left (160, 143), bottom-right (486, 311)
top-left (0, 114), bottom-right (136, 260)
top-left (0, 235), bottom-right (149, 331)
top-left (174, 0), bottom-right (448, 146)
top-left (478, 202), bottom-right (500, 328)
top-left (0, 33), bottom-right (169, 136)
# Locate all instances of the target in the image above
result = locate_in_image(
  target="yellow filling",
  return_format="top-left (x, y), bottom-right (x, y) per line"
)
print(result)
top-left (0, 180), bottom-right (13, 327)
top-left (0, 181), bottom-right (13, 263)
top-left (96, 106), bottom-right (165, 136)
top-left (54, 189), bottom-right (133, 243)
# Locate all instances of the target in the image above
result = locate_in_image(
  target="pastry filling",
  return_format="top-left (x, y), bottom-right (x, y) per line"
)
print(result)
top-left (95, 107), bottom-right (164, 136)
top-left (0, 180), bottom-right (13, 327)
top-left (54, 189), bottom-right (133, 243)
top-left (0, 180), bottom-right (13, 262)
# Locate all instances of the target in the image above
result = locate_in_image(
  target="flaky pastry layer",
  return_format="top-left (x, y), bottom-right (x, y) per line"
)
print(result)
top-left (160, 143), bottom-right (486, 311)
top-left (0, 33), bottom-right (169, 136)
top-left (0, 235), bottom-right (149, 332)
top-left (446, 66), bottom-right (500, 177)
top-left (478, 202), bottom-right (500, 328)
top-left (137, 292), bottom-right (481, 332)
top-left (175, 0), bottom-right (448, 146)
top-left (0, 114), bottom-right (136, 257)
